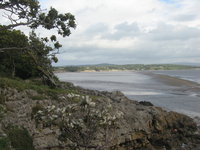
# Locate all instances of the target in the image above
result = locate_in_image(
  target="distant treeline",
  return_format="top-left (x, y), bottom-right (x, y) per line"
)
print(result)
top-left (54, 64), bottom-right (200, 72)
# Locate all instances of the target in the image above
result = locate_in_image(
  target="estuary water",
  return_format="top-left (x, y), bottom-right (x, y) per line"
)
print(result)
top-left (56, 70), bottom-right (200, 118)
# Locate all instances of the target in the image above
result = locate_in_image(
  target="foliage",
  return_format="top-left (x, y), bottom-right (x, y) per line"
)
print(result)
top-left (0, 0), bottom-right (76, 87)
top-left (0, 0), bottom-right (76, 37)
top-left (31, 104), bottom-right (44, 120)
top-left (0, 137), bottom-right (10, 150)
top-left (32, 96), bottom-right (124, 149)
top-left (0, 28), bottom-right (61, 86)
top-left (0, 105), bottom-right (7, 121)
top-left (0, 93), bottom-right (6, 105)
top-left (7, 126), bottom-right (34, 150)
top-left (30, 95), bottom-right (46, 100)
top-left (0, 28), bottom-right (38, 79)
top-left (27, 31), bottom-right (61, 86)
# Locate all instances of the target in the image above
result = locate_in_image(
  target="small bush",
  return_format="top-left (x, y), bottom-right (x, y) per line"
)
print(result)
top-left (30, 95), bottom-right (46, 100)
top-left (31, 104), bottom-right (43, 118)
top-left (0, 137), bottom-right (10, 150)
top-left (7, 126), bottom-right (34, 150)
top-left (0, 105), bottom-right (6, 121)
top-left (0, 94), bottom-right (6, 105)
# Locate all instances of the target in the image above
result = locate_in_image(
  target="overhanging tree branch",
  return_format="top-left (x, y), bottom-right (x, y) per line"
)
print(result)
top-left (0, 21), bottom-right (35, 31)
top-left (0, 0), bottom-right (76, 87)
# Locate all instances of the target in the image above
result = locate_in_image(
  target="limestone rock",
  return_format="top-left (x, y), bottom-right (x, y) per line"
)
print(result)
top-left (0, 85), bottom-right (199, 150)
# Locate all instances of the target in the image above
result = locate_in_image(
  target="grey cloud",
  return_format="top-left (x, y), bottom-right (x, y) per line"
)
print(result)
top-left (55, 22), bottom-right (200, 66)
top-left (84, 23), bottom-right (109, 36)
top-left (145, 23), bottom-right (200, 41)
top-left (114, 22), bottom-right (140, 32)
top-left (56, 36), bottom-right (200, 66)
top-left (83, 22), bottom-right (140, 40)
top-left (60, 46), bottom-right (97, 53)
top-left (102, 22), bottom-right (140, 40)
top-left (173, 14), bottom-right (197, 22)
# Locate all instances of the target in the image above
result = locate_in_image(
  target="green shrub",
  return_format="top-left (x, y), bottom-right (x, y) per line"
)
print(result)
top-left (0, 94), bottom-right (6, 105)
top-left (0, 137), bottom-right (10, 150)
top-left (30, 95), bottom-right (46, 100)
top-left (31, 104), bottom-right (43, 119)
top-left (7, 126), bottom-right (34, 150)
top-left (0, 105), bottom-right (6, 121)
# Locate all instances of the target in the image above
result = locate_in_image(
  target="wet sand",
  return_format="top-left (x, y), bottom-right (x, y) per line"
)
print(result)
top-left (143, 72), bottom-right (200, 94)
top-left (142, 72), bottom-right (200, 125)
top-left (57, 71), bottom-right (200, 125)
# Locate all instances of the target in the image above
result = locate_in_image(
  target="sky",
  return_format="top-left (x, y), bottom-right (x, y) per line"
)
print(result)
top-left (4, 0), bottom-right (200, 66)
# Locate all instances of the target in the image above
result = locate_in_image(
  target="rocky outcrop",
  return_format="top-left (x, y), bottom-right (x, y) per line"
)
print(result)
top-left (0, 83), bottom-right (200, 150)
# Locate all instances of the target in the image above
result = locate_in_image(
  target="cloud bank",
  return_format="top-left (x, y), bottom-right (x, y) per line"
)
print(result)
top-left (26, 0), bottom-right (200, 65)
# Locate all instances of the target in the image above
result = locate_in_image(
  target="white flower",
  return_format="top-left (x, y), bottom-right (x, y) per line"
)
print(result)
top-left (37, 110), bottom-right (43, 114)
top-left (52, 114), bottom-right (58, 118)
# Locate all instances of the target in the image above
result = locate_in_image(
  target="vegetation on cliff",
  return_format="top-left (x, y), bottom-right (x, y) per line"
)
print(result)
top-left (0, 77), bottom-right (200, 150)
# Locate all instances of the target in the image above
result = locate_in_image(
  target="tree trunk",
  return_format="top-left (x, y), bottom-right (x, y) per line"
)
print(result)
top-left (27, 51), bottom-right (58, 87)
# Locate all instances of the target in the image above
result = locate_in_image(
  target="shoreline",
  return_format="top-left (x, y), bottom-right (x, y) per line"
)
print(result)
top-left (142, 72), bottom-right (200, 93)
top-left (54, 69), bottom-right (132, 73)
top-left (54, 68), bottom-right (200, 73)
top-left (142, 72), bottom-right (200, 125)
top-left (56, 70), bottom-right (200, 125)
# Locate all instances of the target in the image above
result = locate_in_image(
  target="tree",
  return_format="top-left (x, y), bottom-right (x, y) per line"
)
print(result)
top-left (0, 28), bottom-right (30, 78)
top-left (0, 0), bottom-right (76, 37)
top-left (27, 31), bottom-right (61, 86)
top-left (0, 28), bottom-right (54, 81)
top-left (0, 28), bottom-right (63, 86)
top-left (0, 0), bottom-right (76, 87)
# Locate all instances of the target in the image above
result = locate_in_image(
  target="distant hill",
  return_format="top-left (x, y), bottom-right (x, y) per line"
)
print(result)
top-left (174, 62), bottom-right (200, 67)
top-left (54, 64), bottom-right (200, 72)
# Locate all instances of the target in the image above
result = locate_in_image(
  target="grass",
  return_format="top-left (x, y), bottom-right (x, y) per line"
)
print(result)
top-left (0, 77), bottom-right (64, 93)
top-left (0, 77), bottom-right (100, 103)
top-left (0, 77), bottom-right (77, 100)
top-left (0, 77), bottom-right (103, 104)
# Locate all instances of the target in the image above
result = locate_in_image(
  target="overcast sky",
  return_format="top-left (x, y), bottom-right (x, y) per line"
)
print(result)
top-left (22, 0), bottom-right (200, 65)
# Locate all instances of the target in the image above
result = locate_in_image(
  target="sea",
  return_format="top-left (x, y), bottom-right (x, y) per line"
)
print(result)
top-left (56, 70), bottom-right (200, 118)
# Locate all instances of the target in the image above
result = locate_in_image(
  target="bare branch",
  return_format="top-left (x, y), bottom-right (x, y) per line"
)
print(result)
top-left (0, 20), bottom-right (35, 31)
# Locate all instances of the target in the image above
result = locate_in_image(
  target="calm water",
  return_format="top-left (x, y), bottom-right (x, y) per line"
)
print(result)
top-left (56, 70), bottom-right (200, 117)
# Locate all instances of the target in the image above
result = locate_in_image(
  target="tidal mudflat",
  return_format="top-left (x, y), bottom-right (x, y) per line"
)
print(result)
top-left (56, 70), bottom-right (200, 120)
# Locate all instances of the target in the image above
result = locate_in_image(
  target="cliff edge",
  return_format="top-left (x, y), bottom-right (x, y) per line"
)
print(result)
top-left (0, 77), bottom-right (200, 150)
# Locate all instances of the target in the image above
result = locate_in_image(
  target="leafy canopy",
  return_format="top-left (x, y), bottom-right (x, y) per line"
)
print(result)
top-left (0, 0), bottom-right (76, 37)
top-left (0, 0), bottom-right (76, 87)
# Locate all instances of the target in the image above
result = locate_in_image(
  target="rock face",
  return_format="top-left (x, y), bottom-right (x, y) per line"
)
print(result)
top-left (0, 84), bottom-right (200, 150)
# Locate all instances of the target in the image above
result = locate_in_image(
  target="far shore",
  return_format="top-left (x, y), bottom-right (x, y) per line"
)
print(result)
top-left (54, 69), bottom-right (133, 73)
top-left (81, 69), bottom-right (132, 72)
top-left (54, 68), bottom-right (200, 73)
